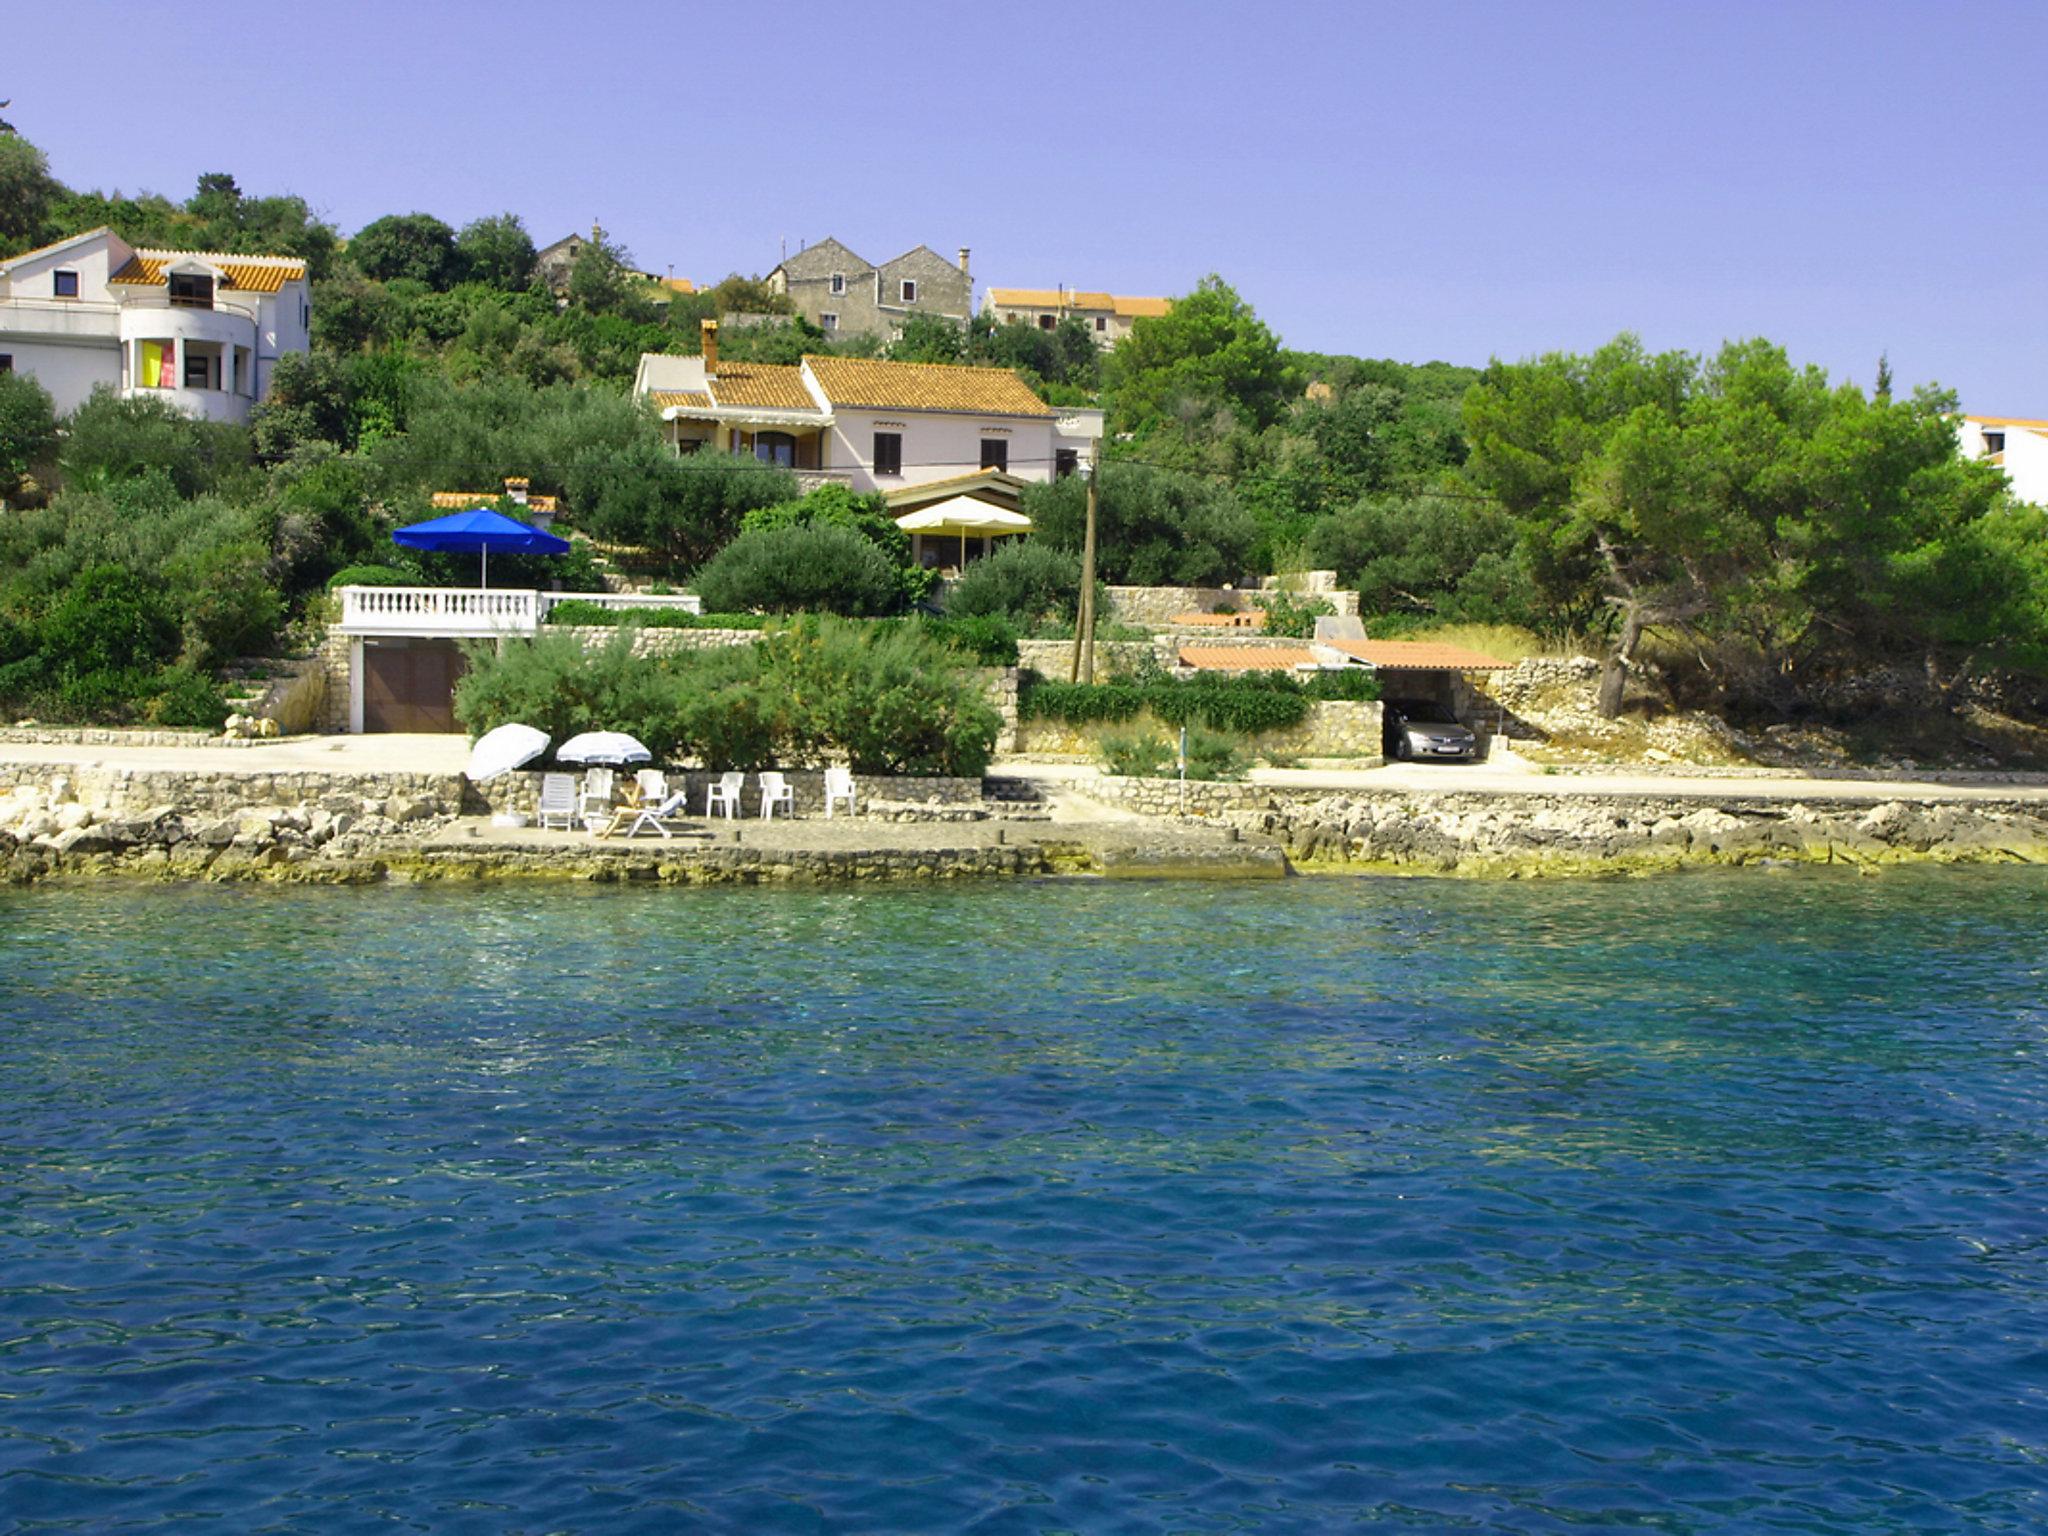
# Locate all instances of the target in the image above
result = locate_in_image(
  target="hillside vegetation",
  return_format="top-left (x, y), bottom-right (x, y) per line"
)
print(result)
top-left (2, 125), bottom-right (2046, 742)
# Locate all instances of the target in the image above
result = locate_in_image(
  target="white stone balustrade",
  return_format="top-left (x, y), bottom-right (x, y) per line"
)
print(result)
top-left (337, 586), bottom-right (542, 636)
top-left (337, 586), bottom-right (704, 637)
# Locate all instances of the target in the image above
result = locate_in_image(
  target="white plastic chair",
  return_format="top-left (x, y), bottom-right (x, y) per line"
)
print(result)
top-left (634, 769), bottom-right (667, 805)
top-left (705, 771), bottom-right (744, 820)
top-left (758, 770), bottom-right (794, 820)
top-left (621, 789), bottom-right (691, 839)
top-left (824, 766), bottom-right (857, 818)
top-left (578, 767), bottom-right (615, 823)
top-left (536, 773), bottom-right (577, 830)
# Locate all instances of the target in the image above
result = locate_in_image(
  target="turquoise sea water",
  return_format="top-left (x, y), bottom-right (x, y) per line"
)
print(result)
top-left (1, 870), bottom-right (2045, 1533)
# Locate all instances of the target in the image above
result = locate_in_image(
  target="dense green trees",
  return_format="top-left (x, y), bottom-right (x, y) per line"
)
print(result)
top-left (0, 371), bottom-right (59, 503)
top-left (1465, 335), bottom-right (2037, 712)
top-left (1025, 462), bottom-right (1259, 586)
top-left (454, 617), bottom-right (1000, 776)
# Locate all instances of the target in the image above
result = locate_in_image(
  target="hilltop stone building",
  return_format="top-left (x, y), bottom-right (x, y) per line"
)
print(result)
top-left (766, 238), bottom-right (972, 340)
top-left (984, 286), bottom-right (1172, 349)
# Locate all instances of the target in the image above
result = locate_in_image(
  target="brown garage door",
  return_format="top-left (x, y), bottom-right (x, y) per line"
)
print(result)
top-left (363, 639), bottom-right (468, 733)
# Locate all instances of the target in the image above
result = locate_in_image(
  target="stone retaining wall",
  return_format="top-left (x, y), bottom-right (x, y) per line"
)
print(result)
top-left (0, 727), bottom-right (257, 750)
top-left (1014, 700), bottom-right (1382, 762)
top-left (0, 763), bottom-right (472, 818)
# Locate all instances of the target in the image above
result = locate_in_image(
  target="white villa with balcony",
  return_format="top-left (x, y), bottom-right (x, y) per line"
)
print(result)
top-left (0, 227), bottom-right (310, 422)
top-left (631, 321), bottom-right (1103, 492)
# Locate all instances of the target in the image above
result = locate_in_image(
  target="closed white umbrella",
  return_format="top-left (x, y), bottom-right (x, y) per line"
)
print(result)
top-left (466, 723), bottom-right (550, 783)
top-left (556, 731), bottom-right (652, 766)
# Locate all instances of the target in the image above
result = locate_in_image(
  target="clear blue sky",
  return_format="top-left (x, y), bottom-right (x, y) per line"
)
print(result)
top-left (15, 0), bottom-right (2044, 406)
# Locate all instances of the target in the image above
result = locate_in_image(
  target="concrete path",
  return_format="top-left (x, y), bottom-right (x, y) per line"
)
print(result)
top-left (994, 757), bottom-right (2048, 805)
top-left (0, 734), bottom-right (472, 775)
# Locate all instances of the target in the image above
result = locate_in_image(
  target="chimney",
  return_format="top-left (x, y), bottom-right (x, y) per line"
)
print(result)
top-left (958, 246), bottom-right (971, 276)
top-left (701, 318), bottom-right (719, 374)
top-left (502, 476), bottom-right (530, 506)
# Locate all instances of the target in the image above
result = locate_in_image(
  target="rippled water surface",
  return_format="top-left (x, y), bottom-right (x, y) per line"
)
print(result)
top-left (2, 870), bottom-right (2047, 1532)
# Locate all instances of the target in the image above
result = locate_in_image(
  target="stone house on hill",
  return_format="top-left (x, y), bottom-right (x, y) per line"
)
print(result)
top-left (984, 287), bottom-right (1173, 349)
top-left (767, 238), bottom-right (972, 340)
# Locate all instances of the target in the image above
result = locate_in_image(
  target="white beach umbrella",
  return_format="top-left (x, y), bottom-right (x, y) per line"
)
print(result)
top-left (556, 731), bottom-right (653, 766)
top-left (466, 723), bottom-right (550, 782)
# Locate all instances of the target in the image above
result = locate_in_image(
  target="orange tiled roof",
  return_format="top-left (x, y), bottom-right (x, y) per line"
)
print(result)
top-left (706, 363), bottom-right (818, 412)
top-left (1325, 639), bottom-right (1510, 670)
top-left (432, 490), bottom-right (558, 513)
top-left (1172, 610), bottom-right (1267, 630)
top-left (108, 250), bottom-right (307, 293)
top-left (1179, 644), bottom-right (1319, 672)
top-left (649, 389), bottom-right (713, 411)
top-left (985, 288), bottom-right (1171, 320)
top-left (804, 354), bottom-right (1051, 417)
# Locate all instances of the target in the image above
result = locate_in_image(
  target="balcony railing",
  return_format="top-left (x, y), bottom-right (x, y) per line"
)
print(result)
top-left (338, 586), bottom-right (705, 635)
top-left (338, 586), bottom-right (542, 636)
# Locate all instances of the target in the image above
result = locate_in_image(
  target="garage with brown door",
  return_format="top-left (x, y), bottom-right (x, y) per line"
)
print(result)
top-left (361, 638), bottom-right (468, 733)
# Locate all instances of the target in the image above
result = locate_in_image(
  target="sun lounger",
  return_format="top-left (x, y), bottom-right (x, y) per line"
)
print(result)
top-left (619, 789), bottom-right (691, 838)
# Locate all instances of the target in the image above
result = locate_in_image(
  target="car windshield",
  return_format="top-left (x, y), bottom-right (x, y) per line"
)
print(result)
top-left (1397, 703), bottom-right (1459, 726)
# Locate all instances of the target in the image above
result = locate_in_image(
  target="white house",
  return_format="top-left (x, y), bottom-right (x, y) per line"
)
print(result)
top-left (0, 227), bottom-right (310, 421)
top-left (632, 320), bottom-right (1103, 492)
top-left (1957, 416), bottom-right (2048, 506)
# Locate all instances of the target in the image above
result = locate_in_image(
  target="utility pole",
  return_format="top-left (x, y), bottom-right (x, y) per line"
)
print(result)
top-left (1070, 440), bottom-right (1101, 683)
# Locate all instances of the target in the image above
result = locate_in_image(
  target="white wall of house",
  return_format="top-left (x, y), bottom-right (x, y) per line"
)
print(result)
top-left (0, 340), bottom-right (120, 412)
top-left (825, 408), bottom-right (1067, 491)
top-left (1959, 417), bottom-right (2048, 506)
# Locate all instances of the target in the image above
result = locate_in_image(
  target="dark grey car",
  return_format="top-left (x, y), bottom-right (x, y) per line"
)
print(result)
top-left (1384, 699), bottom-right (1478, 761)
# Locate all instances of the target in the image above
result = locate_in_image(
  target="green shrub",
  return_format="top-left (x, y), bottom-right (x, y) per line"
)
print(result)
top-left (1099, 729), bottom-right (1173, 777)
top-left (455, 616), bottom-right (999, 777)
top-left (327, 564), bottom-right (417, 589)
top-left (148, 665), bottom-right (230, 729)
top-left (1252, 589), bottom-right (1335, 639)
top-left (1182, 725), bottom-right (1246, 781)
top-left (759, 616), bottom-right (1001, 777)
top-left (661, 644), bottom-right (784, 772)
top-left (918, 614), bottom-right (1020, 666)
top-left (1022, 461), bottom-right (1258, 586)
top-left (542, 600), bottom-right (769, 629)
top-left (945, 539), bottom-right (1095, 625)
top-left (1021, 667), bottom-right (1375, 736)
top-left (692, 522), bottom-right (909, 616)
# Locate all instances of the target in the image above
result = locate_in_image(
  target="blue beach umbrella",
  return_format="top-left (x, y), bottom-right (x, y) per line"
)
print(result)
top-left (391, 508), bottom-right (571, 588)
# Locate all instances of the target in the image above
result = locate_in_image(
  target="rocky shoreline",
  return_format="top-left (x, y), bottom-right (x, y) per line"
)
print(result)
top-left (4, 773), bottom-right (2048, 887)
top-left (1224, 790), bottom-right (2048, 876)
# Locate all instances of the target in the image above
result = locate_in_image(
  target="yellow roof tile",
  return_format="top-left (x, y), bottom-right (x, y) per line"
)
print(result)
top-left (649, 389), bottom-right (713, 411)
top-left (1179, 645), bottom-right (1319, 672)
top-left (985, 288), bottom-right (1171, 320)
top-left (804, 355), bottom-right (1051, 417)
top-left (704, 363), bottom-right (817, 412)
top-left (108, 250), bottom-right (307, 293)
